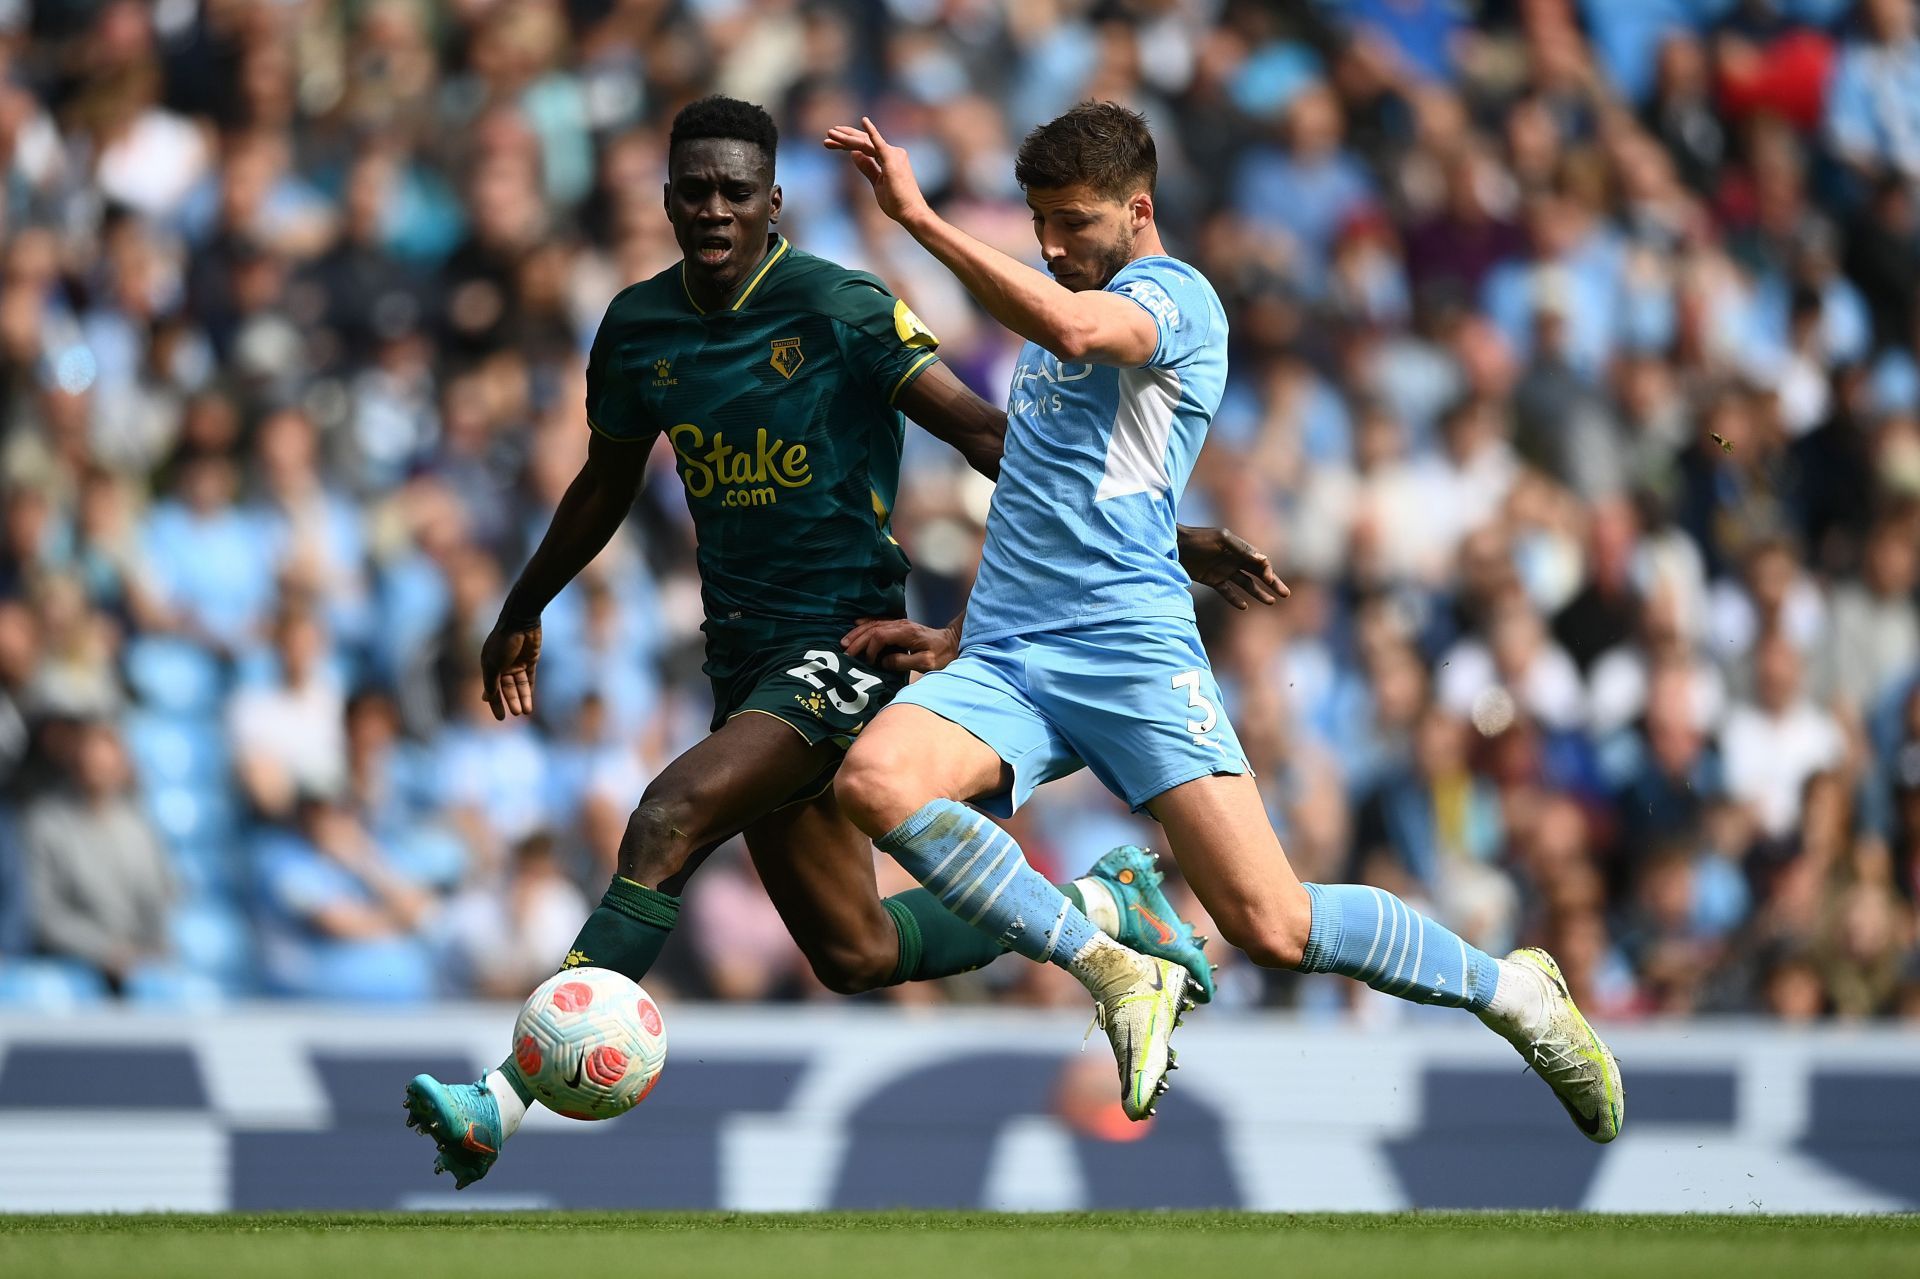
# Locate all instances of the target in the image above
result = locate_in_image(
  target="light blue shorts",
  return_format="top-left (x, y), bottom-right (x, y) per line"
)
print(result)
top-left (890, 614), bottom-right (1250, 816)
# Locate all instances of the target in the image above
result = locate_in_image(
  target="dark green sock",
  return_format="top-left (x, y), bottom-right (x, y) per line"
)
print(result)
top-left (880, 882), bottom-right (1089, 984)
top-left (564, 875), bottom-right (681, 981)
top-left (496, 876), bottom-right (680, 1100)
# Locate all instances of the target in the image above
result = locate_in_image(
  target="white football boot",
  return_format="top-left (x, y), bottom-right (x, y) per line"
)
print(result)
top-left (1081, 947), bottom-right (1195, 1121)
top-left (1479, 947), bottom-right (1625, 1143)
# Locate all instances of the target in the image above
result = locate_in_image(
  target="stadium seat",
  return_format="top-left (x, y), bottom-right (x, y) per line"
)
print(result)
top-left (148, 785), bottom-right (241, 897)
top-left (124, 963), bottom-right (228, 1009)
top-left (171, 899), bottom-right (255, 992)
top-left (0, 957), bottom-right (110, 1010)
top-left (124, 636), bottom-right (227, 716)
top-left (387, 825), bottom-right (467, 892)
top-left (147, 783), bottom-right (238, 850)
top-left (123, 710), bottom-right (229, 787)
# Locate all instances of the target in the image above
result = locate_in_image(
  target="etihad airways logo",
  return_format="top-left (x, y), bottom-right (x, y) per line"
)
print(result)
top-left (1011, 351), bottom-right (1095, 415)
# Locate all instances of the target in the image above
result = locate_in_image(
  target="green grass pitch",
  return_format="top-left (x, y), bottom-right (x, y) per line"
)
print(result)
top-left (3, 1212), bottom-right (1917, 1278)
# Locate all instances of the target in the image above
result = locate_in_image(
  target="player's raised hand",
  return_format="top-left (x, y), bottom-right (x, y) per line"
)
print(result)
top-left (823, 117), bottom-right (930, 226)
top-left (842, 617), bottom-right (959, 674)
top-left (480, 620), bottom-right (542, 720)
top-left (1176, 526), bottom-right (1290, 610)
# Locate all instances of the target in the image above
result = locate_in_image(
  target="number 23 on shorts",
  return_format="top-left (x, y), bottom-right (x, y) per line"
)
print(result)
top-left (788, 648), bottom-right (885, 715)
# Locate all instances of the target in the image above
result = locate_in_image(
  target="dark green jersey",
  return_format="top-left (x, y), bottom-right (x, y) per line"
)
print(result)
top-left (585, 236), bottom-right (941, 662)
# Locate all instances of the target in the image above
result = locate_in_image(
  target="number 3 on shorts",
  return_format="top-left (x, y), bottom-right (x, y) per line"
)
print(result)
top-left (788, 649), bottom-right (884, 715)
top-left (1172, 669), bottom-right (1217, 736)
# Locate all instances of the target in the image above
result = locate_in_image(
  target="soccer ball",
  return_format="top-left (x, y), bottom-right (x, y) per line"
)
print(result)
top-left (511, 967), bottom-right (667, 1120)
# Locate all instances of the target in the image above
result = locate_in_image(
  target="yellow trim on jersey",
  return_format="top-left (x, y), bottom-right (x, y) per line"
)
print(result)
top-left (870, 489), bottom-right (901, 545)
top-left (586, 414), bottom-right (649, 444)
top-left (888, 350), bottom-right (940, 404)
top-left (730, 238), bottom-right (790, 312)
top-left (678, 237), bottom-right (789, 315)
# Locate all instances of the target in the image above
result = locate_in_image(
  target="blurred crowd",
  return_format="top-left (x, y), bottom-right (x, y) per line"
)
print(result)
top-left (1, 0), bottom-right (1919, 1022)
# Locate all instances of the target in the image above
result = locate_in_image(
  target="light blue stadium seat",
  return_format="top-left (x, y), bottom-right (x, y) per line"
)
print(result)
top-left (123, 710), bottom-right (228, 787)
top-left (387, 824), bottom-right (468, 891)
top-left (123, 635), bottom-right (226, 716)
top-left (147, 783), bottom-right (238, 851)
top-left (172, 898), bottom-right (254, 990)
top-left (124, 963), bottom-right (228, 1008)
top-left (0, 957), bottom-right (110, 1009)
top-left (148, 785), bottom-right (241, 899)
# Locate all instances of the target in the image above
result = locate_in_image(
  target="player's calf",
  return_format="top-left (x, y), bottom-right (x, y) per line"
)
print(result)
top-left (793, 927), bottom-right (899, 995)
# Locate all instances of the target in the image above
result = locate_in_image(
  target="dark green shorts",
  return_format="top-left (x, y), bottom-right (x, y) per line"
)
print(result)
top-left (707, 628), bottom-right (909, 752)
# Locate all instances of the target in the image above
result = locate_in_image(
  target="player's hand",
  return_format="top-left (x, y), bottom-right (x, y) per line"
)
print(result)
top-left (1176, 526), bottom-right (1289, 610)
top-left (842, 617), bottom-right (958, 674)
top-left (481, 620), bottom-right (542, 720)
top-left (823, 117), bottom-right (931, 227)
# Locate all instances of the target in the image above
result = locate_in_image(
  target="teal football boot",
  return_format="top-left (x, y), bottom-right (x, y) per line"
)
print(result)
top-left (1086, 844), bottom-right (1216, 1003)
top-left (404, 1074), bottom-right (503, 1188)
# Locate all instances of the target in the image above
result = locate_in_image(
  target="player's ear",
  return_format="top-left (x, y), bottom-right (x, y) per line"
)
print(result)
top-left (768, 183), bottom-right (782, 224)
top-left (1131, 192), bottom-right (1153, 232)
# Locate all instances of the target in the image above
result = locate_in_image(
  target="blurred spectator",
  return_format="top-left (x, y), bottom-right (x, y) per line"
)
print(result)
top-left (140, 450), bottom-right (276, 654)
top-left (228, 604), bottom-right (347, 819)
top-left (1612, 659), bottom-right (1726, 853)
top-left (1721, 633), bottom-right (1845, 842)
top-left (1437, 585), bottom-right (1587, 732)
top-left (0, 0), bottom-right (1912, 1018)
top-left (686, 845), bottom-right (815, 1001)
top-left (1353, 706), bottom-right (1510, 949)
top-left (254, 792), bottom-right (436, 1002)
top-left (444, 831), bottom-right (590, 1000)
top-left (1824, 0), bottom-right (1920, 184)
top-left (0, 601), bottom-right (34, 787)
top-left (1233, 85), bottom-right (1376, 296)
top-left (1815, 508), bottom-right (1920, 711)
top-left (20, 721), bottom-right (173, 989)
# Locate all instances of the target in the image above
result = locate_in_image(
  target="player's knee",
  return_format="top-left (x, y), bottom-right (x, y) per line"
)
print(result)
top-left (618, 796), bottom-right (697, 883)
top-left (834, 739), bottom-right (918, 837)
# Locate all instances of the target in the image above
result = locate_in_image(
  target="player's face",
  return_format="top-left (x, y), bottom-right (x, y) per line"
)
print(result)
top-left (665, 138), bottom-right (782, 293)
top-left (1027, 183), bottom-right (1147, 292)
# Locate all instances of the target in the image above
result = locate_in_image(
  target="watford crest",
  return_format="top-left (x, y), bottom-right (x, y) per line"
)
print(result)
top-left (770, 336), bottom-right (804, 379)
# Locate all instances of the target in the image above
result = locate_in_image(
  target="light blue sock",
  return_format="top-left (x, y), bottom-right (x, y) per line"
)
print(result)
top-left (1299, 882), bottom-right (1500, 1011)
top-left (877, 799), bottom-right (1100, 969)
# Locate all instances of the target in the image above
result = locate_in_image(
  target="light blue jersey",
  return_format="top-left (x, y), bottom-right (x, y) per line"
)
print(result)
top-left (962, 255), bottom-right (1229, 646)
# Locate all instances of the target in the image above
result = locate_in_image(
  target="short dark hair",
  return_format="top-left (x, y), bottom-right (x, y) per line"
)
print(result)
top-left (1014, 101), bottom-right (1156, 202)
top-left (668, 95), bottom-right (778, 173)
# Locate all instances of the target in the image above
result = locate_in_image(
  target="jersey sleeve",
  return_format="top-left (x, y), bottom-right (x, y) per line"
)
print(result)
top-left (828, 274), bottom-right (942, 405)
top-left (1111, 260), bottom-right (1217, 371)
top-left (584, 314), bottom-right (652, 441)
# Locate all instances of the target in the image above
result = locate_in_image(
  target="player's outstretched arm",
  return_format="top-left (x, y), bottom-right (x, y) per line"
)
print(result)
top-left (1176, 526), bottom-right (1289, 610)
top-left (826, 118), bottom-right (1158, 367)
top-left (896, 361), bottom-right (1005, 480)
top-left (483, 430), bottom-right (651, 720)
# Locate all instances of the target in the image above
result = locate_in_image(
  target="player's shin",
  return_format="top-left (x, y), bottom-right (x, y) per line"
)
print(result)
top-left (564, 874), bottom-right (682, 981)
top-left (873, 882), bottom-right (1118, 984)
top-left (1297, 882), bottom-right (1500, 1009)
top-left (875, 799), bottom-right (1129, 986)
